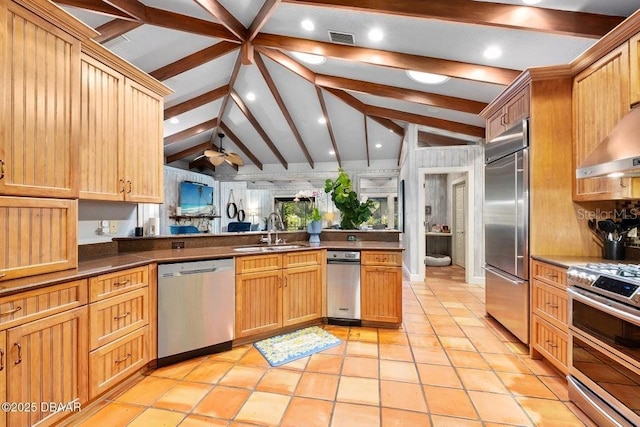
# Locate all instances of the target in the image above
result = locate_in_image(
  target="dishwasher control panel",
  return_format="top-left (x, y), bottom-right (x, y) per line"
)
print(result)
top-left (327, 250), bottom-right (360, 262)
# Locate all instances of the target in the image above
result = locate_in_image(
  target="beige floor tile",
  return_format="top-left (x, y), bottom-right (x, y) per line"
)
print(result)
top-left (417, 363), bottom-right (462, 388)
top-left (378, 330), bottom-right (410, 345)
top-left (539, 375), bottom-right (571, 401)
top-left (459, 325), bottom-right (500, 340)
top-left (341, 356), bottom-right (379, 378)
top-left (295, 371), bottom-right (339, 401)
top-left (408, 333), bottom-right (442, 348)
top-left (432, 324), bottom-right (466, 337)
top-left (306, 353), bottom-right (344, 374)
top-left (439, 336), bottom-right (476, 352)
top-left (331, 402), bottom-right (380, 427)
top-left (345, 340), bottom-right (379, 358)
top-left (178, 414), bottom-right (228, 427)
top-left (403, 322), bottom-right (435, 334)
top-left (380, 360), bottom-right (419, 383)
top-left (348, 327), bottom-right (379, 342)
top-left (255, 369), bottom-right (302, 395)
top-left (497, 372), bottom-right (558, 399)
top-left (430, 415), bottom-right (483, 427)
top-left (446, 350), bottom-right (490, 369)
top-left (517, 397), bottom-right (586, 426)
top-left (150, 357), bottom-right (204, 380)
top-left (235, 391), bottom-right (290, 426)
top-left (380, 380), bottom-right (427, 412)
top-left (379, 343), bottom-right (414, 361)
top-left (192, 386), bottom-right (250, 419)
top-left (336, 376), bottom-right (380, 405)
top-left (218, 365), bottom-right (266, 389)
top-left (153, 381), bottom-right (212, 412)
top-left (320, 341), bottom-right (346, 356)
top-left (281, 397), bottom-right (333, 427)
top-left (209, 345), bottom-right (251, 362)
top-left (128, 407), bottom-right (186, 427)
top-left (468, 337), bottom-right (512, 354)
top-left (423, 385), bottom-right (478, 419)
top-left (412, 346), bottom-right (451, 365)
top-left (281, 355), bottom-right (312, 369)
top-left (483, 353), bottom-right (532, 374)
top-left (238, 347), bottom-right (272, 368)
top-left (468, 391), bottom-right (533, 426)
top-left (115, 375), bottom-right (178, 406)
top-left (76, 402), bottom-right (145, 427)
top-left (184, 360), bottom-right (234, 384)
top-left (381, 407), bottom-right (432, 427)
top-left (456, 368), bottom-right (508, 393)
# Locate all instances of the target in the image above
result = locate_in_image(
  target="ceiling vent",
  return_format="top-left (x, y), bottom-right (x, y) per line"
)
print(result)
top-left (328, 30), bottom-right (355, 45)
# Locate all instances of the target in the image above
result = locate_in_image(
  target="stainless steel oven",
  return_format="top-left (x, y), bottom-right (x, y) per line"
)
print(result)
top-left (567, 264), bottom-right (640, 427)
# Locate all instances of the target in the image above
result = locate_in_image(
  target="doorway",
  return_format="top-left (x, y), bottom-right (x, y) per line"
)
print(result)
top-left (452, 180), bottom-right (466, 268)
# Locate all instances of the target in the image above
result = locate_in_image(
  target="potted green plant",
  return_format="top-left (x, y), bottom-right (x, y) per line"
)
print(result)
top-left (324, 168), bottom-right (375, 230)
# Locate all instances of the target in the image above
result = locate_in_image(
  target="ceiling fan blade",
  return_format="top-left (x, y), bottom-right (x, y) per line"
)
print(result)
top-left (226, 152), bottom-right (244, 166)
top-left (204, 149), bottom-right (224, 158)
top-left (208, 155), bottom-right (225, 166)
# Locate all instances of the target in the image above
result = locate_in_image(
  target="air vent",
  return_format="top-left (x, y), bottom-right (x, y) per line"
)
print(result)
top-left (328, 31), bottom-right (355, 45)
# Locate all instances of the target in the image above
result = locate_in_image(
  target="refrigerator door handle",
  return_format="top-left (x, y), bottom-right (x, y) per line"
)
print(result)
top-left (484, 265), bottom-right (525, 285)
top-left (514, 139), bottom-right (529, 280)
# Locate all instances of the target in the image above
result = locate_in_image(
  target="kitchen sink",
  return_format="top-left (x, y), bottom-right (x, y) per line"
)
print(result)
top-left (264, 245), bottom-right (304, 251)
top-left (233, 246), bottom-right (265, 252)
top-left (233, 244), bottom-right (305, 253)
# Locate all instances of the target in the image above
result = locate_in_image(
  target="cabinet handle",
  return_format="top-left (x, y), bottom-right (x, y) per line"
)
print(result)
top-left (0, 306), bottom-right (22, 316)
top-left (0, 348), bottom-right (4, 371)
top-left (114, 353), bottom-right (131, 365)
top-left (545, 302), bottom-right (558, 309)
top-left (546, 273), bottom-right (558, 279)
top-left (14, 342), bottom-right (21, 364)
top-left (113, 312), bottom-right (131, 321)
top-left (126, 180), bottom-right (132, 194)
top-left (545, 340), bottom-right (557, 349)
top-left (113, 280), bottom-right (130, 287)
top-left (119, 179), bottom-right (126, 193)
top-left (284, 277), bottom-right (288, 288)
top-left (0, 159), bottom-right (4, 180)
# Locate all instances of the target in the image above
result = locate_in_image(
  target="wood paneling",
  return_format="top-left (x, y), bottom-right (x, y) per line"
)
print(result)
top-left (485, 85), bottom-right (530, 142)
top-left (631, 32), bottom-right (640, 106)
top-left (236, 254), bottom-right (282, 274)
top-left (89, 266), bottom-right (149, 302)
top-left (89, 288), bottom-right (148, 350)
top-left (0, 3), bottom-right (81, 198)
top-left (360, 266), bottom-right (402, 323)
top-left (282, 251), bottom-right (322, 268)
top-left (235, 270), bottom-right (282, 338)
top-left (0, 197), bottom-right (77, 281)
top-left (531, 315), bottom-right (568, 375)
top-left (0, 330), bottom-right (6, 427)
top-left (79, 53), bottom-right (125, 200)
top-left (283, 266), bottom-right (322, 326)
top-left (7, 307), bottom-right (88, 427)
top-left (0, 280), bottom-right (87, 331)
top-left (361, 251), bottom-right (402, 267)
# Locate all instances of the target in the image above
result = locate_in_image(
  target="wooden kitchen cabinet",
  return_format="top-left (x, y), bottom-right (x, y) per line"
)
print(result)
top-left (360, 251), bottom-right (403, 325)
top-left (0, 1), bottom-right (94, 199)
top-left (0, 197), bottom-right (77, 281)
top-left (79, 41), bottom-right (171, 203)
top-left (630, 32), bottom-right (640, 106)
top-left (235, 269), bottom-right (283, 338)
top-left (0, 330), bottom-right (6, 427)
top-left (485, 85), bottom-right (530, 142)
top-left (283, 265), bottom-right (322, 327)
top-left (530, 260), bottom-right (569, 374)
top-left (573, 43), bottom-right (639, 201)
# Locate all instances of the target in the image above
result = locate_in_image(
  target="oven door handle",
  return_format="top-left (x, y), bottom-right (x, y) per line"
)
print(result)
top-left (568, 287), bottom-right (640, 327)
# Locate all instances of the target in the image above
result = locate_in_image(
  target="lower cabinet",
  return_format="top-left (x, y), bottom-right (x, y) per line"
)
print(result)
top-left (360, 251), bottom-right (403, 324)
top-left (0, 331), bottom-right (5, 427)
top-left (235, 250), bottom-right (323, 339)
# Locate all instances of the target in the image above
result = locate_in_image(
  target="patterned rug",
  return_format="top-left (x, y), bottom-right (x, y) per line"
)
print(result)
top-left (253, 326), bottom-right (342, 367)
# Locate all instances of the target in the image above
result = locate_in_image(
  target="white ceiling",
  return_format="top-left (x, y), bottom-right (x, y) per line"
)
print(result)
top-left (58, 0), bottom-right (640, 176)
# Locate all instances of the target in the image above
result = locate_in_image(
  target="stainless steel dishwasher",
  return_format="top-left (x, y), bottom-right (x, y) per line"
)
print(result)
top-left (327, 250), bottom-right (361, 326)
top-left (158, 258), bottom-right (234, 366)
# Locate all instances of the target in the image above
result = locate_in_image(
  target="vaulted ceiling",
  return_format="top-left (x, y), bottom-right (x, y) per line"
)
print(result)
top-left (56, 0), bottom-right (640, 176)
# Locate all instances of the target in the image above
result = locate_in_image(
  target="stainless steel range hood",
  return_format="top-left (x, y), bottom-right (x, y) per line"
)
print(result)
top-left (576, 106), bottom-right (640, 179)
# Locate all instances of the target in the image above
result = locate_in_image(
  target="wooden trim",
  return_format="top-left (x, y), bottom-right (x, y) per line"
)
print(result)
top-left (94, 19), bottom-right (143, 44)
top-left (102, 0), bottom-right (147, 21)
top-left (248, 0), bottom-right (281, 41)
top-left (193, 0), bottom-right (247, 40)
top-left (54, 0), bottom-right (135, 20)
top-left (145, 6), bottom-right (240, 41)
top-left (163, 119), bottom-right (217, 146)
top-left (363, 115), bottom-right (370, 166)
top-left (217, 53), bottom-right (243, 127)
top-left (418, 131), bottom-right (469, 147)
top-left (12, 0), bottom-right (99, 40)
top-left (316, 87), bottom-right (342, 167)
top-left (166, 142), bottom-right (212, 163)
top-left (255, 47), bottom-right (316, 83)
top-left (164, 85), bottom-right (229, 120)
top-left (220, 122), bottom-right (264, 170)
top-left (150, 42), bottom-right (239, 81)
top-left (189, 157), bottom-right (216, 172)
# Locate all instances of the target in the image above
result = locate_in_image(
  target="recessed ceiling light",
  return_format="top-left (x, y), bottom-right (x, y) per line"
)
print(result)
top-left (375, 143), bottom-right (382, 148)
top-left (406, 70), bottom-right (450, 85)
top-left (246, 92), bottom-right (256, 101)
top-left (301, 19), bottom-right (314, 31)
top-left (318, 117), bottom-right (327, 124)
top-left (523, 0), bottom-right (541, 4)
top-left (169, 117), bottom-right (179, 124)
top-left (484, 46), bottom-right (502, 59)
top-left (368, 28), bottom-right (384, 42)
top-left (291, 51), bottom-right (326, 65)
top-left (329, 150), bottom-right (335, 155)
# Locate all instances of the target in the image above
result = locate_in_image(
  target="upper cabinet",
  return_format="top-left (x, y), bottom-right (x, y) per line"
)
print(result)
top-left (0, 1), bottom-right (95, 198)
top-left (630, 32), bottom-right (640, 106)
top-left (485, 86), bottom-right (530, 142)
top-left (79, 41), bottom-right (171, 203)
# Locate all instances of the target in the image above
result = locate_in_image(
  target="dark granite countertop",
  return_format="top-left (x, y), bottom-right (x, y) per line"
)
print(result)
top-left (532, 255), bottom-right (622, 269)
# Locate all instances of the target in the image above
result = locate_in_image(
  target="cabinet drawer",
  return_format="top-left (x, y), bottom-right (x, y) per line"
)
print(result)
top-left (361, 251), bottom-right (402, 266)
top-left (236, 253), bottom-right (282, 274)
top-left (0, 280), bottom-right (87, 330)
top-left (89, 288), bottom-right (149, 350)
top-left (532, 316), bottom-right (568, 374)
top-left (532, 261), bottom-right (566, 288)
top-left (283, 250), bottom-right (323, 268)
top-left (89, 266), bottom-right (149, 302)
top-left (89, 326), bottom-right (148, 398)
top-left (532, 280), bottom-right (568, 329)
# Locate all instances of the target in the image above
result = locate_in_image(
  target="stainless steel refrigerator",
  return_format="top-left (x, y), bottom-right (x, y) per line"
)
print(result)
top-left (484, 119), bottom-right (530, 344)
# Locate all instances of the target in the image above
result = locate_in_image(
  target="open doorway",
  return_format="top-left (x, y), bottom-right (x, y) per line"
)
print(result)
top-left (418, 166), bottom-right (475, 284)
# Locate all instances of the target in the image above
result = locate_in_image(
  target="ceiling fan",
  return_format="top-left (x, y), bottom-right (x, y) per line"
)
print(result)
top-left (202, 133), bottom-right (244, 167)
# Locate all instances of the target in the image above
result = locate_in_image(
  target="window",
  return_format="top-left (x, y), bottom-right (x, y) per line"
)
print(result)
top-left (274, 197), bottom-right (316, 230)
top-left (366, 197), bottom-right (390, 227)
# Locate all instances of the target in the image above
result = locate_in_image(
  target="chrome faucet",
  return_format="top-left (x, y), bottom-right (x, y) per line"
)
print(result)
top-left (266, 211), bottom-right (284, 245)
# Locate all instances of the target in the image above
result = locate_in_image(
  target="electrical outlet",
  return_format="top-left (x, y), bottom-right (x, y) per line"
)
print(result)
top-left (109, 220), bottom-right (119, 234)
top-left (172, 241), bottom-right (185, 249)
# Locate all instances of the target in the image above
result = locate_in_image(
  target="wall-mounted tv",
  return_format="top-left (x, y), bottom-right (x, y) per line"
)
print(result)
top-left (180, 181), bottom-right (214, 215)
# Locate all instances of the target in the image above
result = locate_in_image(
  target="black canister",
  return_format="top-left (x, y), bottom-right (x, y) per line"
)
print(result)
top-left (603, 240), bottom-right (625, 260)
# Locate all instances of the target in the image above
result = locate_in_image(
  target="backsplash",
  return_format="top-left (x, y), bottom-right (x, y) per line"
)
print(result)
top-left (616, 200), bottom-right (640, 249)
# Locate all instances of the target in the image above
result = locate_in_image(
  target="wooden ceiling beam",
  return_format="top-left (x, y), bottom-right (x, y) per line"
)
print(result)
top-left (316, 87), bottom-right (342, 167)
top-left (255, 52), bottom-right (315, 168)
top-left (54, 0), bottom-right (134, 20)
top-left (418, 130), bottom-right (471, 147)
top-left (220, 122), bottom-right (264, 170)
top-left (166, 142), bottom-right (212, 163)
top-left (316, 74), bottom-right (487, 115)
top-left (254, 47), bottom-right (316, 83)
top-left (230, 90), bottom-right (289, 169)
top-left (193, 0), bottom-right (247, 41)
top-left (150, 42), bottom-right (239, 81)
top-left (216, 53), bottom-right (243, 128)
top-left (189, 157), bottom-right (216, 172)
top-left (367, 105), bottom-right (484, 137)
top-left (282, 0), bottom-right (623, 39)
top-left (164, 84), bottom-right (229, 120)
top-left (253, 34), bottom-right (520, 85)
top-left (102, 0), bottom-right (146, 21)
top-left (164, 118), bottom-right (217, 146)
top-left (248, 0), bottom-right (281, 41)
top-left (144, 7), bottom-right (240, 41)
top-left (363, 115), bottom-right (370, 167)
top-left (94, 19), bottom-right (142, 43)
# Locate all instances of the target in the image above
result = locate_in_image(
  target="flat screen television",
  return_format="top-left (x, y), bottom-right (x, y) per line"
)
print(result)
top-left (179, 181), bottom-right (214, 215)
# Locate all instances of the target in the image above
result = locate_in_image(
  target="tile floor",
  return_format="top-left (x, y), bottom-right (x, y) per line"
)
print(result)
top-left (71, 266), bottom-right (595, 427)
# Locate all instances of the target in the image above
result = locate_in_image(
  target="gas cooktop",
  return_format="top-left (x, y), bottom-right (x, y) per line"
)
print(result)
top-left (567, 263), bottom-right (640, 308)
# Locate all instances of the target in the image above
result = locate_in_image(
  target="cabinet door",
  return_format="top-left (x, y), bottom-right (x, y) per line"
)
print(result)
top-left (630, 32), bottom-right (640, 106)
top-left (0, 197), bottom-right (77, 281)
top-left (361, 266), bottom-right (402, 324)
top-left (79, 54), bottom-right (125, 200)
top-left (0, 2), bottom-right (80, 198)
top-left (504, 85), bottom-right (530, 128)
top-left (486, 108), bottom-right (507, 142)
top-left (531, 316), bottom-right (568, 375)
top-left (0, 330), bottom-right (5, 427)
top-left (235, 271), bottom-right (282, 338)
top-left (123, 79), bottom-right (164, 203)
top-left (573, 44), bottom-right (632, 201)
top-left (7, 307), bottom-right (88, 427)
top-left (283, 265), bottom-right (322, 327)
